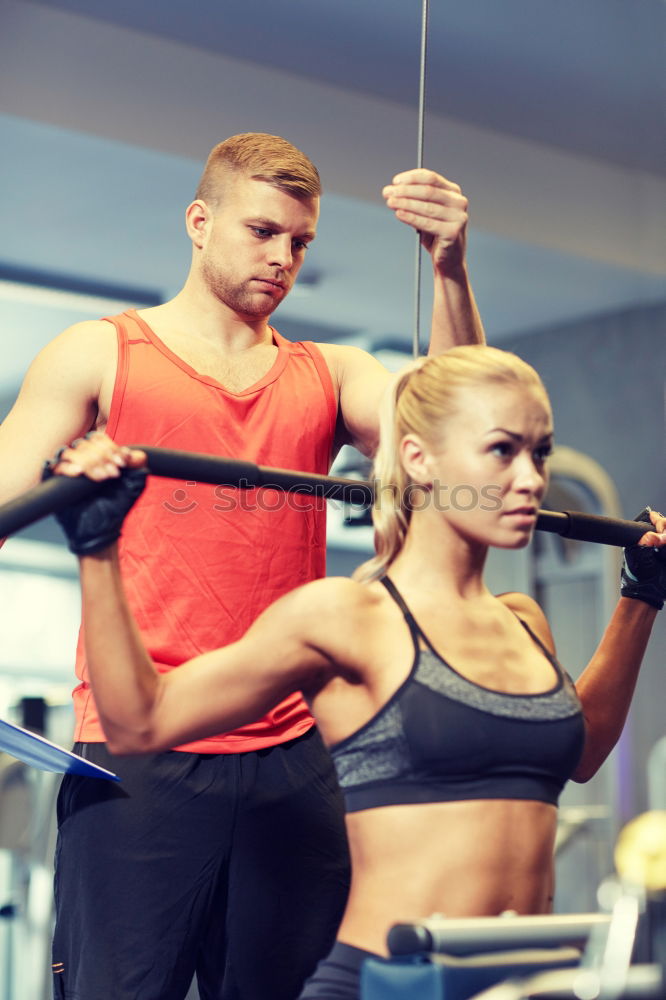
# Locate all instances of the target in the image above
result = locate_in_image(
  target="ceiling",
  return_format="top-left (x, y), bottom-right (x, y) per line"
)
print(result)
top-left (0, 0), bottom-right (665, 400)
top-left (26, 0), bottom-right (666, 175)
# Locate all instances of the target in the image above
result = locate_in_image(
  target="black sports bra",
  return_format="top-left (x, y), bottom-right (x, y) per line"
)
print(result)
top-left (329, 577), bottom-right (585, 813)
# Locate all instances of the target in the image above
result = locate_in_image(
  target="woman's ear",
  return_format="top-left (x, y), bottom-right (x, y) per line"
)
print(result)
top-left (400, 434), bottom-right (435, 489)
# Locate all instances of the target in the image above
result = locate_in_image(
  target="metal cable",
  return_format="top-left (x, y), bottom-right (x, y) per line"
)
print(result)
top-left (412, 0), bottom-right (430, 358)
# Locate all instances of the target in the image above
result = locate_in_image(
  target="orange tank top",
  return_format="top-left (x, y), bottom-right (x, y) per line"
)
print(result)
top-left (72, 309), bottom-right (337, 752)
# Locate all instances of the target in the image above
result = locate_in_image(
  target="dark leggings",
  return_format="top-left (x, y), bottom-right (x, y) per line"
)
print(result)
top-left (52, 729), bottom-right (351, 1000)
top-left (297, 941), bottom-right (377, 999)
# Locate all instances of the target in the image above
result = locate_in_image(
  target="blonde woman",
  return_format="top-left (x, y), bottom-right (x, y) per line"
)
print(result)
top-left (48, 346), bottom-right (665, 1000)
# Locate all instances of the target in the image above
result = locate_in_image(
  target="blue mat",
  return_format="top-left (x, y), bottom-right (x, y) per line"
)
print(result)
top-left (0, 719), bottom-right (119, 780)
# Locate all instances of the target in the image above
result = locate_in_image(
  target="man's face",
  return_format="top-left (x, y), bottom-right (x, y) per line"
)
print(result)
top-left (198, 174), bottom-right (319, 319)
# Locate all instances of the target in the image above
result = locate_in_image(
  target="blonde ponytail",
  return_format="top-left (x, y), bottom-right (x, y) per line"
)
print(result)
top-left (353, 358), bottom-right (428, 583)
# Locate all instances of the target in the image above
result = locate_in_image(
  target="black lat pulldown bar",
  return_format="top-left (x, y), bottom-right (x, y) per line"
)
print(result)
top-left (0, 445), bottom-right (650, 548)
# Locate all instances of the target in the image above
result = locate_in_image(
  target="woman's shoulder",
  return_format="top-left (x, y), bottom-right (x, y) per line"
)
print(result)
top-left (291, 575), bottom-right (385, 622)
top-left (273, 576), bottom-right (388, 657)
top-left (495, 591), bottom-right (557, 655)
top-left (265, 576), bottom-right (389, 687)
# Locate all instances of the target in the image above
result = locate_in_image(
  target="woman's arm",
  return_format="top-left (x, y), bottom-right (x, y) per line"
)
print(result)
top-left (498, 510), bottom-right (665, 783)
top-left (46, 433), bottom-right (343, 754)
top-left (80, 548), bottom-right (337, 754)
top-left (571, 597), bottom-right (658, 781)
top-left (572, 509), bottom-right (665, 780)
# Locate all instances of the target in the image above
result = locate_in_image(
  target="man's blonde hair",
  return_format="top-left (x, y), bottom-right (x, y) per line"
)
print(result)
top-left (195, 133), bottom-right (321, 206)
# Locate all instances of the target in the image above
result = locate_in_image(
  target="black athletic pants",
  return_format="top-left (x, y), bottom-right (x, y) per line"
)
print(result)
top-left (52, 728), bottom-right (351, 1000)
top-left (297, 941), bottom-right (374, 999)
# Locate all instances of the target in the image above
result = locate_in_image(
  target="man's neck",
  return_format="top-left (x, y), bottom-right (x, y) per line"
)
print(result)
top-left (137, 286), bottom-right (275, 354)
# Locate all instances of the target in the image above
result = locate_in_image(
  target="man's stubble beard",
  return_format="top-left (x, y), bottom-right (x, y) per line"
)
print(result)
top-left (201, 258), bottom-right (286, 318)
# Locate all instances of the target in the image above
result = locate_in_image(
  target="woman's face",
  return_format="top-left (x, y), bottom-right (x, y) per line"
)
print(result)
top-left (417, 381), bottom-right (554, 549)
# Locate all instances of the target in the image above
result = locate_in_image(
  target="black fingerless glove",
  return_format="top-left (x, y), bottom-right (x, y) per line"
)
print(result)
top-left (620, 507), bottom-right (666, 610)
top-left (42, 462), bottom-right (148, 555)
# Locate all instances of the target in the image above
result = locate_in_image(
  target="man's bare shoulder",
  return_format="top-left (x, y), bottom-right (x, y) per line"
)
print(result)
top-left (316, 342), bottom-right (385, 376)
top-left (0, 320), bottom-right (119, 503)
top-left (23, 319), bottom-right (117, 395)
top-left (41, 318), bottom-right (117, 358)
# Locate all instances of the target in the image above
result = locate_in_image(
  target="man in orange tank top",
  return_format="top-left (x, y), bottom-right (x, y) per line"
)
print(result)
top-left (0, 134), bottom-right (484, 999)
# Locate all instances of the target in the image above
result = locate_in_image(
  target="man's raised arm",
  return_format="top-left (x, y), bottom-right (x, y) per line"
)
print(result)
top-left (382, 167), bottom-right (485, 353)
